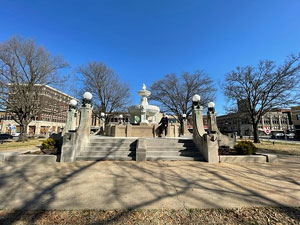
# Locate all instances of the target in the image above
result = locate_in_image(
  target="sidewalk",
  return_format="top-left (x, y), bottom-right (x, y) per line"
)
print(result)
top-left (0, 155), bottom-right (299, 210)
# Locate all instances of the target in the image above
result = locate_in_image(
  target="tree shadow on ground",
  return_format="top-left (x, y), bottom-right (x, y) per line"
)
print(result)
top-left (0, 155), bottom-right (299, 224)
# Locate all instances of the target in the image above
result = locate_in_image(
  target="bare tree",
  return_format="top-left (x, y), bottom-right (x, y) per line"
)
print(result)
top-left (149, 71), bottom-right (216, 120)
top-left (223, 54), bottom-right (300, 143)
top-left (0, 36), bottom-right (68, 141)
top-left (78, 61), bottom-right (130, 120)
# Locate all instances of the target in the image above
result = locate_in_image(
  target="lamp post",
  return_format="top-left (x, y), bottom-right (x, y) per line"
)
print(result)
top-left (82, 92), bottom-right (92, 106)
top-left (99, 112), bottom-right (106, 135)
top-left (181, 113), bottom-right (187, 135)
top-left (208, 101), bottom-right (215, 112)
top-left (63, 99), bottom-right (78, 135)
top-left (69, 99), bottom-right (77, 110)
top-left (207, 101), bottom-right (215, 134)
top-left (119, 114), bottom-right (123, 124)
top-left (70, 99), bottom-right (78, 131)
top-left (192, 94), bottom-right (201, 108)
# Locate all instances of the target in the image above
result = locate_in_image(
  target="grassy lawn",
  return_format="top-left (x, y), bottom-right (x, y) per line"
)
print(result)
top-left (0, 138), bottom-right (45, 151)
top-left (254, 141), bottom-right (300, 155)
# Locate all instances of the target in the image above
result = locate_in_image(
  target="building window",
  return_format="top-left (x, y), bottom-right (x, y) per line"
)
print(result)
top-left (297, 114), bottom-right (300, 120)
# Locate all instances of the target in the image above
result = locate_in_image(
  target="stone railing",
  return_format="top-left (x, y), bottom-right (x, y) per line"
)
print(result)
top-left (192, 101), bottom-right (219, 163)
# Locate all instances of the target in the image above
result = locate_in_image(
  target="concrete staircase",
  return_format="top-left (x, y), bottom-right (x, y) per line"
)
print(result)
top-left (76, 137), bottom-right (137, 161)
top-left (145, 138), bottom-right (204, 161)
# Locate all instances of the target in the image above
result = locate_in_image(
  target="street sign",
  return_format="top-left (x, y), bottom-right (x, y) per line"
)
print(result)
top-left (264, 126), bottom-right (271, 135)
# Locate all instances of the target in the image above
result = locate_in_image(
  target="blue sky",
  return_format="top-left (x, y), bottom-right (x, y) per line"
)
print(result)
top-left (1, 0), bottom-right (300, 115)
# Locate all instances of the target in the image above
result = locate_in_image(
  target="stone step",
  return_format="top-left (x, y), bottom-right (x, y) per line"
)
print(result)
top-left (146, 143), bottom-right (195, 148)
top-left (146, 156), bottom-right (204, 161)
top-left (146, 138), bottom-right (193, 143)
top-left (76, 156), bottom-right (135, 161)
top-left (146, 150), bottom-right (201, 157)
top-left (89, 137), bottom-right (137, 143)
top-left (79, 151), bottom-right (135, 157)
top-left (87, 143), bottom-right (137, 148)
top-left (146, 147), bottom-right (198, 152)
top-left (83, 146), bottom-right (136, 152)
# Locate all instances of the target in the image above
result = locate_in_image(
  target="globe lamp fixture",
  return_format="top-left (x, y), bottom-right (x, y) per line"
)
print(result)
top-left (82, 92), bottom-right (92, 106)
top-left (208, 102), bottom-right (215, 109)
top-left (69, 99), bottom-right (77, 110)
top-left (192, 94), bottom-right (201, 103)
top-left (208, 102), bottom-right (215, 112)
top-left (83, 92), bottom-right (92, 101)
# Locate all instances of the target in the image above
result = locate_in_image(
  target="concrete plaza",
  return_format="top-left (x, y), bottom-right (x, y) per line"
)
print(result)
top-left (0, 155), bottom-right (299, 210)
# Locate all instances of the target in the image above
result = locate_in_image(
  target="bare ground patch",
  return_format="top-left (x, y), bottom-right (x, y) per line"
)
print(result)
top-left (0, 207), bottom-right (299, 225)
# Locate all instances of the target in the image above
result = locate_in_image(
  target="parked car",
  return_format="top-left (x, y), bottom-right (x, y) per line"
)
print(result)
top-left (0, 133), bottom-right (14, 140)
top-left (12, 132), bottom-right (20, 137)
top-left (275, 133), bottom-right (284, 138)
top-left (286, 133), bottom-right (295, 139)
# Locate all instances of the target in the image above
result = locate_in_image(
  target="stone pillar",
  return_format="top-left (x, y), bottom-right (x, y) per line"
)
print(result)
top-left (126, 124), bottom-right (132, 137)
top-left (35, 122), bottom-right (41, 135)
top-left (278, 115), bottom-right (282, 130)
top-left (181, 119), bottom-right (192, 137)
top-left (207, 108), bottom-right (218, 134)
top-left (62, 108), bottom-right (77, 136)
top-left (71, 110), bottom-right (77, 131)
top-left (192, 102), bottom-right (219, 163)
top-left (136, 138), bottom-right (146, 161)
top-left (193, 105), bottom-right (205, 137)
top-left (61, 102), bottom-right (92, 162)
top-left (270, 116), bottom-right (273, 130)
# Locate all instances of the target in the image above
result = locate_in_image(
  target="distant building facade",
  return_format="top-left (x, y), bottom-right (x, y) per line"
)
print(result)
top-left (0, 85), bottom-right (77, 135)
top-left (217, 108), bottom-right (292, 136)
top-left (291, 106), bottom-right (300, 138)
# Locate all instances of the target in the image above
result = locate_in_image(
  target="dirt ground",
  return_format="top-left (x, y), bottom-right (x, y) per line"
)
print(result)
top-left (0, 207), bottom-right (299, 225)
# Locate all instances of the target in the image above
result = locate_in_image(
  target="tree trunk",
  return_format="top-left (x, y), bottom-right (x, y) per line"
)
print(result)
top-left (18, 124), bottom-right (28, 142)
top-left (253, 123), bottom-right (260, 143)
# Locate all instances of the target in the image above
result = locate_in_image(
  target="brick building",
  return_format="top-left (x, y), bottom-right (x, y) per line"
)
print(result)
top-left (291, 106), bottom-right (300, 138)
top-left (0, 85), bottom-right (78, 135)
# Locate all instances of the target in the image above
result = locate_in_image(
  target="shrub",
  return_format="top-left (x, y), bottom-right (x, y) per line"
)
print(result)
top-left (234, 141), bottom-right (257, 155)
top-left (41, 138), bottom-right (56, 150)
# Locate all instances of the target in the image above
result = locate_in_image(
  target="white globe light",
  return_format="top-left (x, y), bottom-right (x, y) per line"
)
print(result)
top-left (192, 94), bottom-right (201, 102)
top-left (83, 92), bottom-right (92, 100)
top-left (101, 112), bottom-right (105, 117)
top-left (208, 102), bottom-right (215, 108)
top-left (70, 99), bottom-right (77, 107)
top-left (182, 113), bottom-right (187, 118)
top-left (119, 114), bottom-right (123, 119)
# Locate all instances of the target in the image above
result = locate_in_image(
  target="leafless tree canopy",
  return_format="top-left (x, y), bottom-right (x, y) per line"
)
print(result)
top-left (149, 71), bottom-right (216, 118)
top-left (0, 36), bottom-right (68, 141)
top-left (78, 61), bottom-right (130, 116)
top-left (223, 53), bottom-right (300, 142)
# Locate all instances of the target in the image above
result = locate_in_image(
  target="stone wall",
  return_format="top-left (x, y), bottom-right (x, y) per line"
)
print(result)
top-left (105, 123), bottom-right (181, 138)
